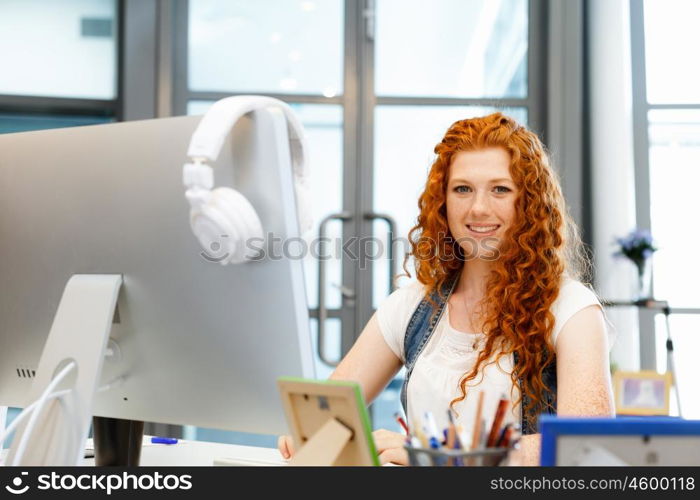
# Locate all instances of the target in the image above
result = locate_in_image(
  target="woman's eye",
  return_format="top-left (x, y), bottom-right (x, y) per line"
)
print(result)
top-left (454, 185), bottom-right (470, 193)
top-left (494, 186), bottom-right (511, 193)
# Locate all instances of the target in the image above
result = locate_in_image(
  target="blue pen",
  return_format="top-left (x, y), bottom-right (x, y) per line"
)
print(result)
top-left (423, 412), bottom-right (441, 450)
top-left (446, 410), bottom-right (463, 466)
top-left (151, 436), bottom-right (178, 445)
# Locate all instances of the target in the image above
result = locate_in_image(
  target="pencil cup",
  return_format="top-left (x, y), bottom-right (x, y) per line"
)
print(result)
top-left (404, 445), bottom-right (509, 467)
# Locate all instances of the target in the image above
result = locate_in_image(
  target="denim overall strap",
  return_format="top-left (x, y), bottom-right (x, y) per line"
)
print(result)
top-left (513, 350), bottom-right (557, 435)
top-left (400, 274), bottom-right (459, 415)
top-left (399, 274), bottom-right (558, 435)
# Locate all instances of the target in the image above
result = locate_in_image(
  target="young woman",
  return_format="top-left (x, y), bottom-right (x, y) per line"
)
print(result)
top-left (279, 113), bottom-right (615, 465)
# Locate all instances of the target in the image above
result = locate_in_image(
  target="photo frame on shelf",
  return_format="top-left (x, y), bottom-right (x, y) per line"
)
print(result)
top-left (613, 370), bottom-right (672, 416)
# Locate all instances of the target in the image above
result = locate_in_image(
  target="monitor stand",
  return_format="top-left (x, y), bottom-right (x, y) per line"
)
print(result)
top-left (7, 274), bottom-right (122, 466)
top-left (92, 416), bottom-right (144, 466)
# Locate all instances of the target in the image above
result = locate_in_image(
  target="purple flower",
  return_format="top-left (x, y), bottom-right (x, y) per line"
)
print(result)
top-left (612, 228), bottom-right (658, 263)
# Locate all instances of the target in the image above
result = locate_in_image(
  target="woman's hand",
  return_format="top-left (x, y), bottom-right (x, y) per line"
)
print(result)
top-left (504, 434), bottom-right (539, 466)
top-left (279, 429), bottom-right (408, 465)
top-left (277, 434), bottom-right (295, 460)
top-left (372, 429), bottom-right (409, 465)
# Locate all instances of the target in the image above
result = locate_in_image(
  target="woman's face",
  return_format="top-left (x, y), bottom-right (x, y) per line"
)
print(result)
top-left (445, 148), bottom-right (518, 261)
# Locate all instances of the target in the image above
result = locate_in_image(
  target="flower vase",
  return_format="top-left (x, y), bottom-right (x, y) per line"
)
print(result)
top-left (634, 258), bottom-right (653, 300)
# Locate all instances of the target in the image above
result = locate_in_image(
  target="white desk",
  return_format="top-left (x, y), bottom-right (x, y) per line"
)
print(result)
top-left (2, 437), bottom-right (287, 467)
top-left (84, 436), bottom-right (287, 466)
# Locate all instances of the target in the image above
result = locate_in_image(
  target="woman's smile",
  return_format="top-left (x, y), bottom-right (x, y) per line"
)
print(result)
top-left (465, 223), bottom-right (501, 236)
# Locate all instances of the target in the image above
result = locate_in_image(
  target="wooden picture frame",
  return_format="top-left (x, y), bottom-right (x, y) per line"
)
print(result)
top-left (277, 377), bottom-right (380, 466)
top-left (612, 370), bottom-right (672, 416)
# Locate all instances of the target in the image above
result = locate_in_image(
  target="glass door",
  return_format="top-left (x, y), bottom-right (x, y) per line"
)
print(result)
top-left (178, 0), bottom-right (545, 436)
top-left (358, 0), bottom-right (542, 430)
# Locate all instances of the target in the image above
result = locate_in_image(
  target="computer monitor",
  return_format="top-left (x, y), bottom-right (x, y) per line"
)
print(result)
top-left (0, 112), bottom-right (315, 439)
top-left (539, 416), bottom-right (700, 465)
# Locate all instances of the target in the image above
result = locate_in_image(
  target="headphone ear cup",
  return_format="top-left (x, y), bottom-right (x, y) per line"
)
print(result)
top-left (190, 187), bottom-right (263, 264)
top-left (211, 187), bottom-right (264, 263)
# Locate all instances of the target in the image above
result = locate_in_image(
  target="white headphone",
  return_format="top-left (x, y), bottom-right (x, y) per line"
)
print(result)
top-left (183, 96), bottom-right (311, 265)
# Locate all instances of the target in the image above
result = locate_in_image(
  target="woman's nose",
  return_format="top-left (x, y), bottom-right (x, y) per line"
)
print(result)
top-left (469, 190), bottom-right (490, 215)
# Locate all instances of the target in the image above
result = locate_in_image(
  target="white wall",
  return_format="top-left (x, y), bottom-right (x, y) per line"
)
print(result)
top-left (588, 0), bottom-right (640, 371)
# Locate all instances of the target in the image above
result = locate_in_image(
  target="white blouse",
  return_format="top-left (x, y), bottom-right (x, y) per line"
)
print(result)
top-left (376, 278), bottom-right (606, 441)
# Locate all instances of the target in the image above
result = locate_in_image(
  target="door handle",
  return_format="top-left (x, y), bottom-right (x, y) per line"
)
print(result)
top-left (331, 282), bottom-right (356, 301)
top-left (364, 212), bottom-right (398, 295)
top-left (317, 211), bottom-right (353, 366)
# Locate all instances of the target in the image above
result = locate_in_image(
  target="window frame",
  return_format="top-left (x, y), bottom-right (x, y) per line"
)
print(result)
top-left (0, 0), bottom-right (121, 123)
top-left (629, 0), bottom-right (700, 372)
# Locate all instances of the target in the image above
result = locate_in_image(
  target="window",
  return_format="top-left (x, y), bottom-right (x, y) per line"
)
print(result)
top-left (631, 0), bottom-right (700, 418)
top-left (375, 0), bottom-right (528, 98)
top-left (647, 109), bottom-right (700, 308)
top-left (0, 0), bottom-right (117, 99)
top-left (0, 113), bottom-right (112, 134)
top-left (188, 0), bottom-right (343, 95)
top-left (643, 0), bottom-right (700, 104)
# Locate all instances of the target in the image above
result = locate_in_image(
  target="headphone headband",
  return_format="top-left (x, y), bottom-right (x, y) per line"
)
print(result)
top-left (183, 96), bottom-right (312, 265)
top-left (186, 95), bottom-right (307, 184)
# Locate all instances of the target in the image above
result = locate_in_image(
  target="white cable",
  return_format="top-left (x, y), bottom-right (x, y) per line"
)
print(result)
top-left (1, 371), bottom-right (124, 465)
top-left (97, 375), bottom-right (126, 393)
top-left (0, 400), bottom-right (39, 450)
top-left (11, 361), bottom-right (77, 466)
top-left (0, 376), bottom-right (123, 445)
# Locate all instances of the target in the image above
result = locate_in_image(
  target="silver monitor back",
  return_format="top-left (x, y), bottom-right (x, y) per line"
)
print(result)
top-left (0, 111), bottom-right (315, 435)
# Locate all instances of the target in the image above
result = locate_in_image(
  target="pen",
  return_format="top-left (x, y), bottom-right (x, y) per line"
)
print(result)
top-left (446, 409), bottom-right (461, 449)
top-left (445, 411), bottom-right (458, 467)
top-left (505, 424), bottom-right (522, 449)
top-left (479, 420), bottom-right (488, 449)
top-left (496, 423), bottom-right (512, 448)
top-left (423, 411), bottom-right (441, 449)
top-left (486, 395), bottom-right (509, 447)
top-left (415, 428), bottom-right (429, 449)
top-left (470, 391), bottom-right (485, 451)
top-left (499, 425), bottom-right (514, 448)
top-left (411, 417), bottom-right (429, 448)
top-left (151, 437), bottom-right (178, 445)
top-left (394, 412), bottom-right (410, 435)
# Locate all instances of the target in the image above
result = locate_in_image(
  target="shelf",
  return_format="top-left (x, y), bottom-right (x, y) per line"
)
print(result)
top-left (602, 299), bottom-right (669, 311)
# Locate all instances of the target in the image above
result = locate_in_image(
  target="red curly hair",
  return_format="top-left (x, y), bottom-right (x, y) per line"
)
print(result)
top-left (405, 112), bottom-right (587, 427)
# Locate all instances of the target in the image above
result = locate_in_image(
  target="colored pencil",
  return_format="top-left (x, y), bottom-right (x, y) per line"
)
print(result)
top-left (486, 395), bottom-right (510, 447)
